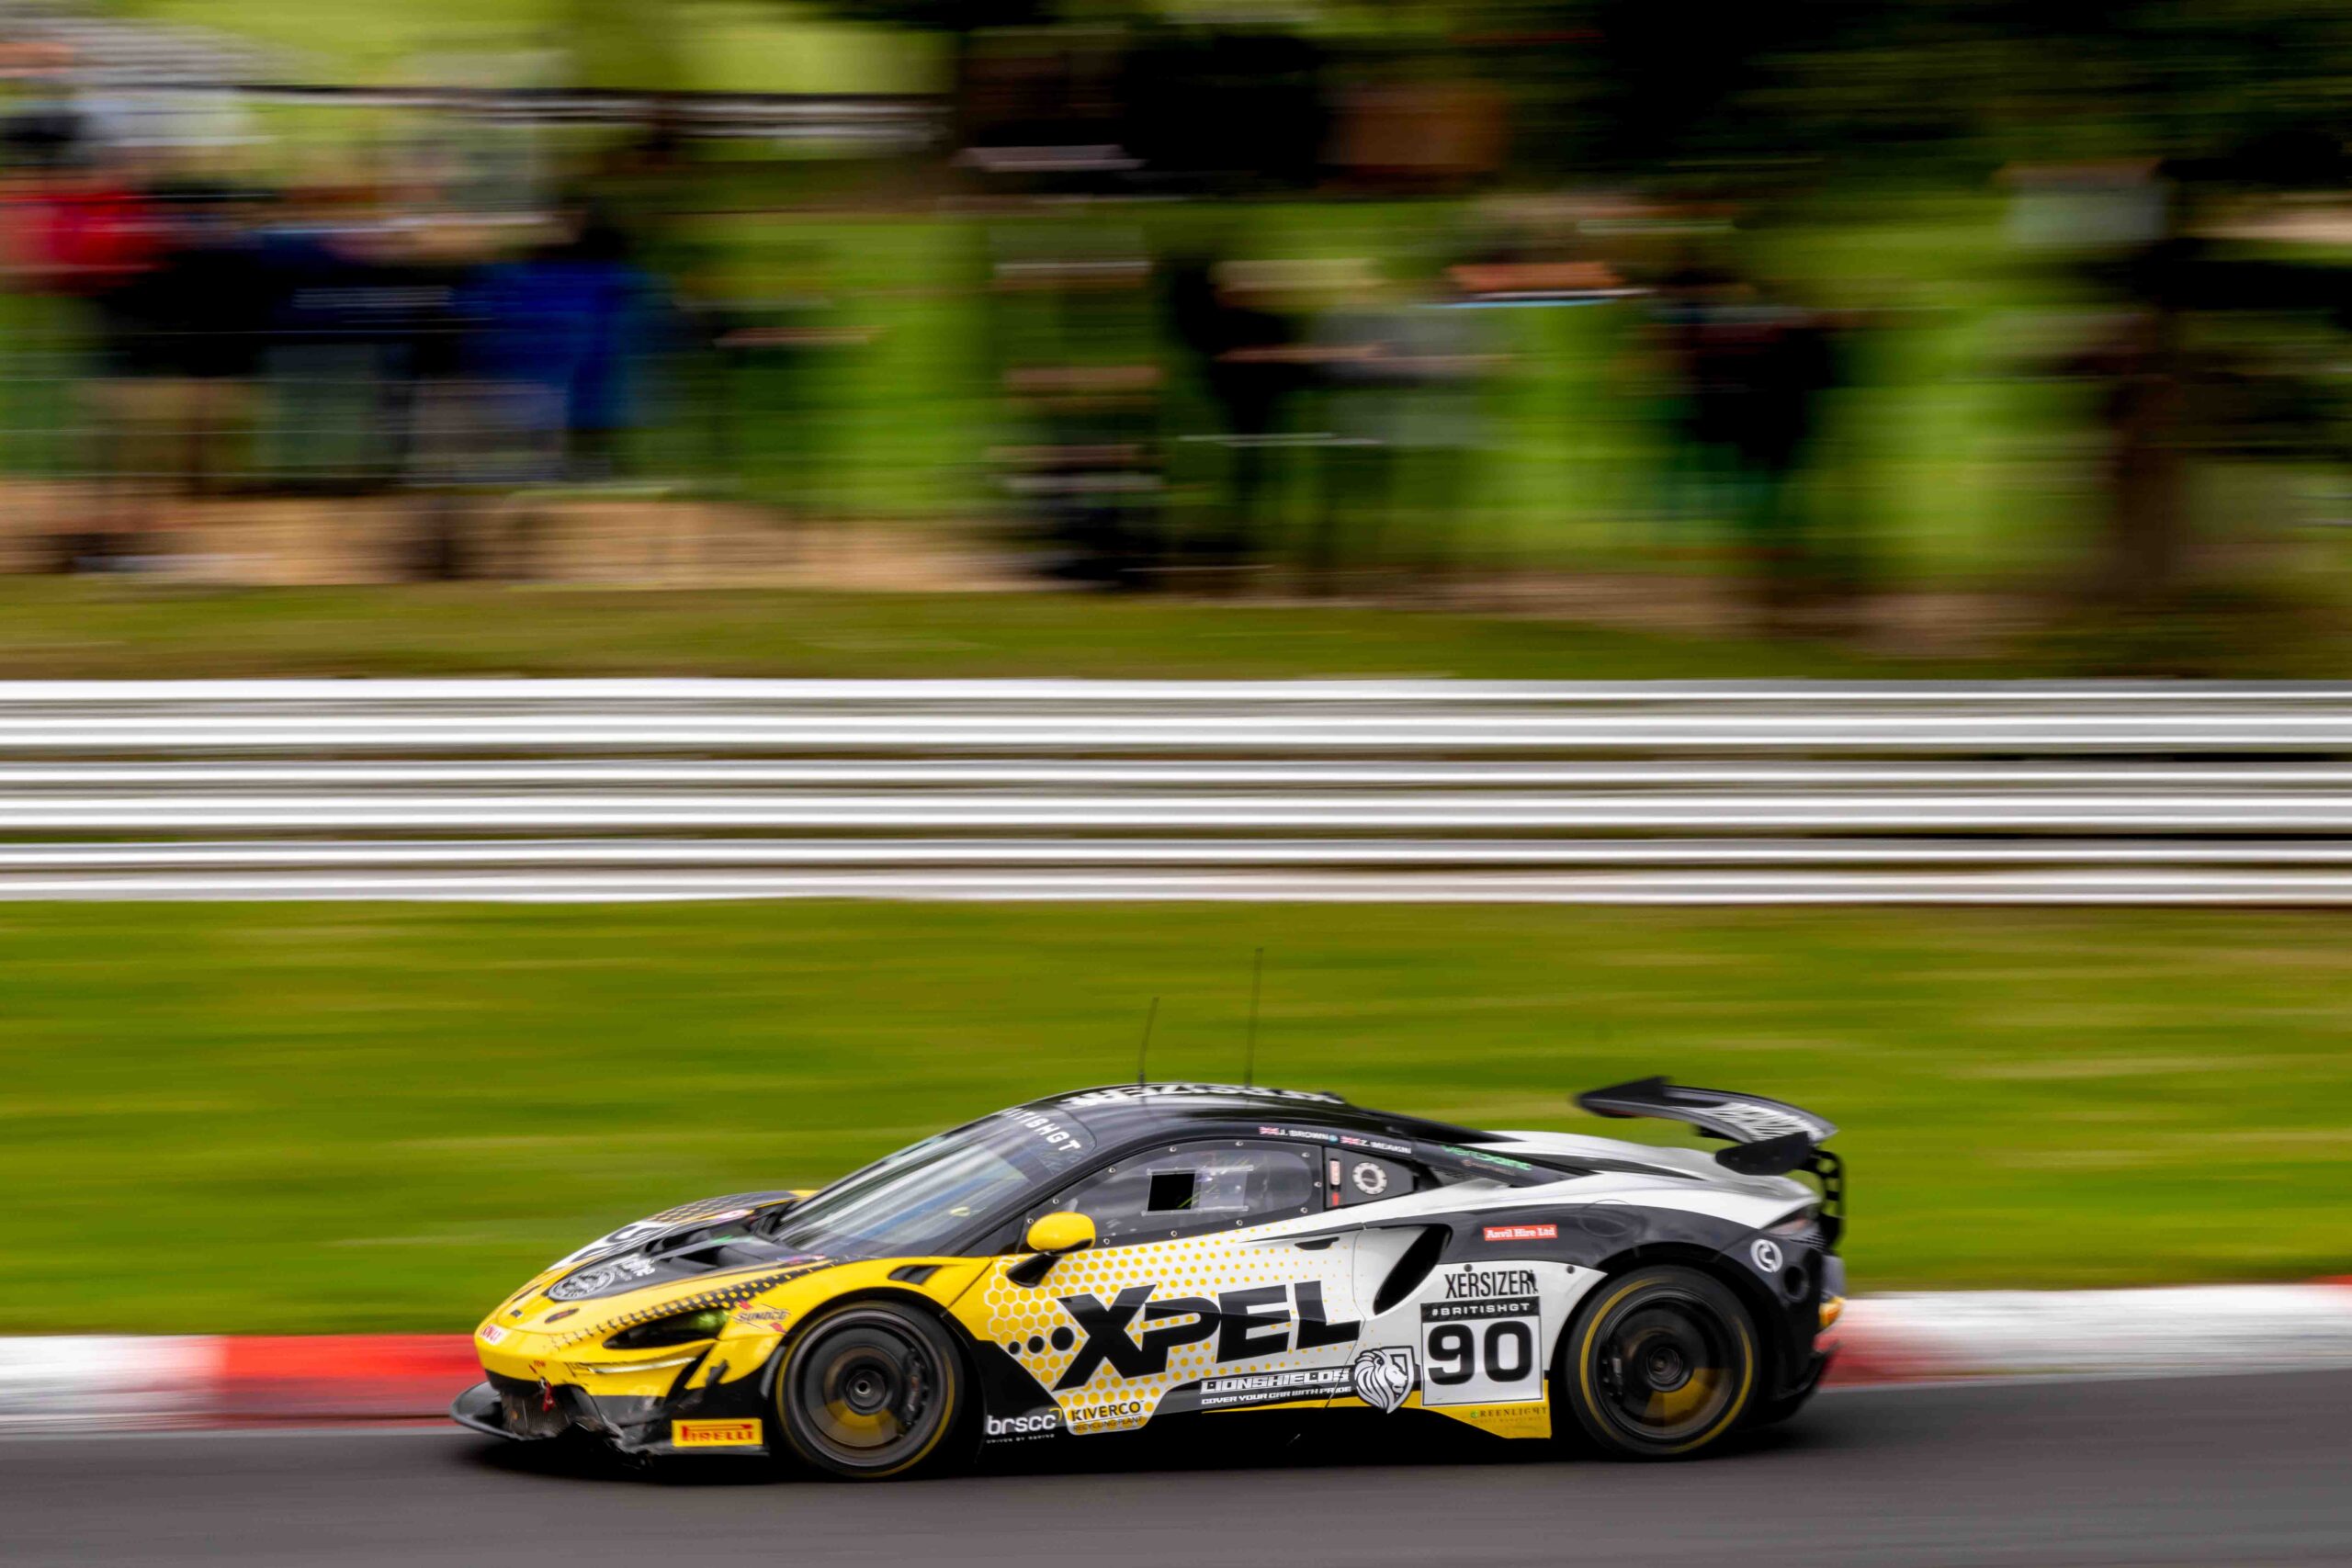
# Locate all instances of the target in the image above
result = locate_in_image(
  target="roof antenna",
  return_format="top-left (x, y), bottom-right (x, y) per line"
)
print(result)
top-left (1136, 997), bottom-right (1159, 1086)
top-left (1243, 947), bottom-right (1264, 1088)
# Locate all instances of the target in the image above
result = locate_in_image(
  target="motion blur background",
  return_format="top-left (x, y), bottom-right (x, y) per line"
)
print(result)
top-left (5, 0), bottom-right (2352, 1346)
top-left (11, 0), bottom-right (2352, 636)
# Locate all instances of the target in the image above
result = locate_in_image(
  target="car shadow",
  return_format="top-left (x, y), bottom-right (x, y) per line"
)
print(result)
top-left (456, 1404), bottom-right (1827, 1489)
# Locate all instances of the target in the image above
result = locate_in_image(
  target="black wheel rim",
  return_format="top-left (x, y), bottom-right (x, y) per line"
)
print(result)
top-left (790, 1314), bottom-right (947, 1471)
top-left (1590, 1288), bottom-right (1739, 1445)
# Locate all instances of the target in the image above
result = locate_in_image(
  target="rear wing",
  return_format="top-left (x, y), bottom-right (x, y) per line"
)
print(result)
top-left (1576, 1077), bottom-right (1843, 1238)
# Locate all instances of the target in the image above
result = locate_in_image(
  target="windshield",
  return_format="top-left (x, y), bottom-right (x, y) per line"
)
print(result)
top-left (768, 1108), bottom-right (1093, 1258)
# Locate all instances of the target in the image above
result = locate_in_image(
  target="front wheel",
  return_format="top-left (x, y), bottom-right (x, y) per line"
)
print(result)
top-left (1559, 1265), bottom-right (1758, 1459)
top-left (774, 1301), bottom-right (967, 1479)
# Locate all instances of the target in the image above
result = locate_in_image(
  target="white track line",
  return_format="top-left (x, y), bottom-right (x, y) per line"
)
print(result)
top-left (3, 716), bottom-right (2352, 751)
top-left (8, 793), bottom-right (2352, 829)
top-left (23, 761), bottom-right (2352, 785)
top-left (7, 838), bottom-right (2352, 868)
top-left (15, 869), bottom-right (2352, 900)
top-left (3, 677), bottom-right (2352, 702)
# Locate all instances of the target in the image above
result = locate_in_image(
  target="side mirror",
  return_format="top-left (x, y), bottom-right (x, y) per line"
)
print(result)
top-left (1009, 1212), bottom-right (1095, 1285)
top-left (1024, 1211), bottom-right (1096, 1257)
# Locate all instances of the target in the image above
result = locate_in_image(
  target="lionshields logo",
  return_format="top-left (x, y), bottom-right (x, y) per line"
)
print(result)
top-left (1350, 1347), bottom-right (1415, 1414)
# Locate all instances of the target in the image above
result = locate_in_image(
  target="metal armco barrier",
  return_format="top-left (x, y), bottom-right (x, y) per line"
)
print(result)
top-left (10, 679), bottom-right (2352, 901)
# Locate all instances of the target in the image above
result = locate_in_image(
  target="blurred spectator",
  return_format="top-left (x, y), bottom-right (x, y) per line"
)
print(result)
top-left (989, 220), bottom-right (1162, 587)
top-left (1166, 252), bottom-right (1301, 575)
top-left (1306, 268), bottom-right (1493, 592)
top-left (1651, 265), bottom-right (1849, 624)
top-left (460, 207), bottom-right (649, 484)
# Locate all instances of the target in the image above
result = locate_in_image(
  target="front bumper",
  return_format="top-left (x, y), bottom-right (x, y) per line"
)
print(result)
top-left (450, 1375), bottom-right (624, 1441)
top-left (451, 1368), bottom-right (776, 1456)
top-left (451, 1380), bottom-right (528, 1440)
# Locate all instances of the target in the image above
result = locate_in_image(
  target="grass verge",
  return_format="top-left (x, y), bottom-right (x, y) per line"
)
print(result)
top-left (0, 581), bottom-right (1909, 681)
top-left (5, 902), bottom-right (2348, 1332)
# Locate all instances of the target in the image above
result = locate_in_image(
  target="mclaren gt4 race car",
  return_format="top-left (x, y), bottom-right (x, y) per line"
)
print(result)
top-left (454, 1077), bottom-right (1845, 1473)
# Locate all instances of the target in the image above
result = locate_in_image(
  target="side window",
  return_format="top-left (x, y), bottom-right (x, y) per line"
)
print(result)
top-left (1036, 1140), bottom-right (1320, 1246)
top-left (1327, 1152), bottom-right (1422, 1207)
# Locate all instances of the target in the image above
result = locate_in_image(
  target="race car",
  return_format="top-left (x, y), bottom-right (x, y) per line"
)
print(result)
top-left (452, 1077), bottom-right (1844, 1473)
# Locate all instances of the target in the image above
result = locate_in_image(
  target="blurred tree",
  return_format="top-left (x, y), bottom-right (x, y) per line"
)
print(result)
top-left (1485, 0), bottom-right (2352, 598)
top-left (792, 0), bottom-right (2352, 599)
top-left (565, 0), bottom-right (695, 93)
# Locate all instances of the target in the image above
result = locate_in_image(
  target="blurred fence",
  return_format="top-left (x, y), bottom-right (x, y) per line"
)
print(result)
top-left (7, 679), bottom-right (2352, 899)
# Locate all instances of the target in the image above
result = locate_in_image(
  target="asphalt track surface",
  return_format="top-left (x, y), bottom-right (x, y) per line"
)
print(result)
top-left (13, 1371), bottom-right (2349, 1568)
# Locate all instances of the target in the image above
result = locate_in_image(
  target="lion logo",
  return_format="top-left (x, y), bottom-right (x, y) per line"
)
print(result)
top-left (1350, 1347), bottom-right (1416, 1414)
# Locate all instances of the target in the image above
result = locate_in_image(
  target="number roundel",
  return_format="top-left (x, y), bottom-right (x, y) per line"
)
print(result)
top-left (1416, 1262), bottom-right (1545, 1408)
top-left (1426, 1319), bottom-right (1537, 1391)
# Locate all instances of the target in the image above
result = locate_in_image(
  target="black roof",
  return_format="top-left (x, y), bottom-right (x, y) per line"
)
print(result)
top-left (1014, 1081), bottom-right (1489, 1150)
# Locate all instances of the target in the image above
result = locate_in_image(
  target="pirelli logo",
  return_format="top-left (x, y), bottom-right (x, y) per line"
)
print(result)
top-left (672, 1419), bottom-right (762, 1448)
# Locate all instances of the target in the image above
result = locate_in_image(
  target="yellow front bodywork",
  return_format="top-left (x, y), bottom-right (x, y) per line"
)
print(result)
top-left (475, 1256), bottom-right (993, 1404)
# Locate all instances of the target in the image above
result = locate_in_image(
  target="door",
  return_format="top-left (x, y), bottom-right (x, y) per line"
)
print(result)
top-left (952, 1138), bottom-right (1367, 1435)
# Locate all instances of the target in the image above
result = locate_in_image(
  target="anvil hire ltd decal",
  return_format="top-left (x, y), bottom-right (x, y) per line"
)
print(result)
top-left (1418, 1264), bottom-right (1543, 1407)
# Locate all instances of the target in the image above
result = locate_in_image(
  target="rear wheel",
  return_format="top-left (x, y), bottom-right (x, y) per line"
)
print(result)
top-left (1559, 1265), bottom-right (1758, 1459)
top-left (774, 1302), bottom-right (966, 1480)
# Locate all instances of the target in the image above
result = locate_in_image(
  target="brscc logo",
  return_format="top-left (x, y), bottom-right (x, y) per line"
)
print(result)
top-left (985, 1411), bottom-right (1059, 1437)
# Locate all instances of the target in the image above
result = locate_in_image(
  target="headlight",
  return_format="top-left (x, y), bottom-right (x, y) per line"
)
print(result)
top-left (548, 1257), bottom-right (659, 1302)
top-left (605, 1308), bottom-right (730, 1351)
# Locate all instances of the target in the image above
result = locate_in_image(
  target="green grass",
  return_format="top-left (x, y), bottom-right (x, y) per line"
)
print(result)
top-left (0, 580), bottom-right (1911, 680)
top-left (6, 903), bottom-right (2351, 1332)
top-left (21, 573), bottom-right (2352, 683)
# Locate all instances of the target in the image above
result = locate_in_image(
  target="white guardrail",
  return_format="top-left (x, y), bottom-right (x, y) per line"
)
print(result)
top-left (12, 679), bottom-right (2352, 900)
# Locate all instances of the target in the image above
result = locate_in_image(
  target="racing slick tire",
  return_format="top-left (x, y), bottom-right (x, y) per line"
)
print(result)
top-left (1750, 1382), bottom-right (1819, 1430)
top-left (774, 1300), bottom-right (968, 1480)
top-left (1558, 1264), bottom-right (1759, 1460)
